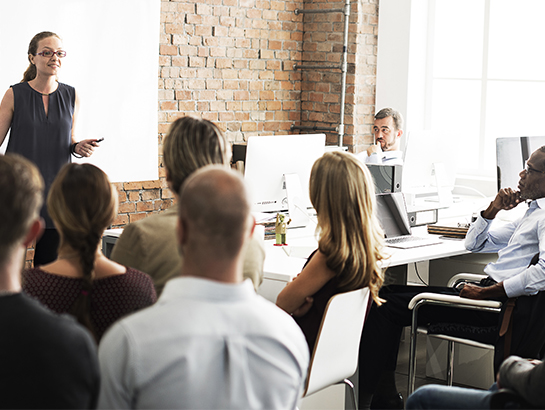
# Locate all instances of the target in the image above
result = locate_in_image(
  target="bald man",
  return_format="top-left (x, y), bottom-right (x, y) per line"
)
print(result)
top-left (98, 166), bottom-right (309, 410)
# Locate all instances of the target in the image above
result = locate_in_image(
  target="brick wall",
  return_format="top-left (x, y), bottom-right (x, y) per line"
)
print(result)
top-left (25, 0), bottom-right (378, 267)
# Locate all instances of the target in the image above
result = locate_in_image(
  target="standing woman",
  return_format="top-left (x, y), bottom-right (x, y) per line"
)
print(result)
top-left (0, 31), bottom-right (101, 266)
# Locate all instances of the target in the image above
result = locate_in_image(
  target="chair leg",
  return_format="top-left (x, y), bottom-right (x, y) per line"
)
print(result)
top-left (446, 340), bottom-right (454, 386)
top-left (408, 308), bottom-right (419, 396)
top-left (343, 378), bottom-right (358, 410)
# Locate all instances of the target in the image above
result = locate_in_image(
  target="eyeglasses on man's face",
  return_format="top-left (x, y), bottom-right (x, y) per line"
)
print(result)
top-left (524, 161), bottom-right (545, 175)
top-left (36, 50), bottom-right (67, 58)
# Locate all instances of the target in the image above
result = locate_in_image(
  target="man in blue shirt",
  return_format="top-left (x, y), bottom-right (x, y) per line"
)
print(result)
top-left (358, 146), bottom-right (545, 410)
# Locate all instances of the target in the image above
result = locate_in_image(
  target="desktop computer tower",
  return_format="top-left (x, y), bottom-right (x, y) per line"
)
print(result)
top-left (367, 164), bottom-right (402, 193)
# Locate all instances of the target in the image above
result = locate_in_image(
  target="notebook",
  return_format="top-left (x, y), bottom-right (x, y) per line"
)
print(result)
top-left (375, 192), bottom-right (442, 249)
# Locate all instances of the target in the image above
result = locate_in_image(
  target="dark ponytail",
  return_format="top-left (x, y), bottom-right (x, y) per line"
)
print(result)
top-left (64, 230), bottom-right (99, 340)
top-left (21, 31), bottom-right (60, 82)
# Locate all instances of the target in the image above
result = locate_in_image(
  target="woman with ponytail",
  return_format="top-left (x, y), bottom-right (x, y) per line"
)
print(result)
top-left (0, 31), bottom-right (102, 266)
top-left (276, 151), bottom-right (387, 350)
top-left (22, 163), bottom-right (156, 341)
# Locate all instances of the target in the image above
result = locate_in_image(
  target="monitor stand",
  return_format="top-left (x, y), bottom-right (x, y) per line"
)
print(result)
top-left (284, 173), bottom-right (310, 228)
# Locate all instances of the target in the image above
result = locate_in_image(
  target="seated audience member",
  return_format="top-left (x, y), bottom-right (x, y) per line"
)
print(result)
top-left (358, 146), bottom-right (545, 409)
top-left (0, 154), bottom-right (99, 409)
top-left (98, 166), bottom-right (309, 409)
top-left (407, 355), bottom-right (545, 409)
top-left (358, 107), bottom-right (404, 165)
top-left (276, 151), bottom-right (386, 351)
top-left (23, 163), bottom-right (156, 341)
top-left (111, 116), bottom-right (265, 295)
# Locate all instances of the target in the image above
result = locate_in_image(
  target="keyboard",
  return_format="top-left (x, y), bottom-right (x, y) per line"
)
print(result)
top-left (385, 235), bottom-right (442, 249)
top-left (386, 236), bottom-right (424, 245)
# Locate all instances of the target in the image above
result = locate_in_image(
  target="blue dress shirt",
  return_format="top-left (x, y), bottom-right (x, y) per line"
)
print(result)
top-left (465, 197), bottom-right (545, 297)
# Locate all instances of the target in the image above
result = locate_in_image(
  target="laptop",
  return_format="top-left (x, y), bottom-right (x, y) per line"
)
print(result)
top-left (376, 192), bottom-right (442, 249)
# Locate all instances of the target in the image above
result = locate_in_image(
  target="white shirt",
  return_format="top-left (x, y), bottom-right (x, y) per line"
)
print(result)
top-left (98, 277), bottom-right (309, 409)
top-left (357, 149), bottom-right (403, 165)
top-left (465, 198), bottom-right (545, 297)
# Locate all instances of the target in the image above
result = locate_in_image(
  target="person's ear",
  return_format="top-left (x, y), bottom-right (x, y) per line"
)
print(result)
top-left (396, 129), bottom-right (404, 140)
top-left (28, 54), bottom-right (35, 66)
top-left (165, 170), bottom-right (173, 192)
top-left (248, 215), bottom-right (256, 238)
top-left (23, 218), bottom-right (44, 248)
top-left (176, 215), bottom-right (187, 247)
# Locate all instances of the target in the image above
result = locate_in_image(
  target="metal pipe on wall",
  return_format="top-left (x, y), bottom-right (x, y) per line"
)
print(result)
top-left (292, 0), bottom-right (351, 148)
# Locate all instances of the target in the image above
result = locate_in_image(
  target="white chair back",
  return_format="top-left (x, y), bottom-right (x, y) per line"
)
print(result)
top-left (303, 287), bottom-right (371, 397)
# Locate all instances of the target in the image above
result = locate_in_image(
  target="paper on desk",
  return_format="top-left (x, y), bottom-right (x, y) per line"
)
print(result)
top-left (283, 245), bottom-right (316, 259)
top-left (252, 212), bottom-right (277, 223)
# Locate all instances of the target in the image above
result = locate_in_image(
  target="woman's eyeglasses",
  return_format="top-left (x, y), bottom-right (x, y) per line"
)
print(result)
top-left (36, 50), bottom-right (67, 58)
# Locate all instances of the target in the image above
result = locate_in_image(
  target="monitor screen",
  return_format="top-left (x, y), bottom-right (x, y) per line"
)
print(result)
top-left (496, 136), bottom-right (545, 190)
top-left (244, 134), bottom-right (326, 213)
top-left (375, 192), bottom-right (412, 238)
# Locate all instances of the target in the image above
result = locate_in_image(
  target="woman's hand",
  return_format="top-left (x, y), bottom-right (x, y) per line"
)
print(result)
top-left (75, 139), bottom-right (101, 157)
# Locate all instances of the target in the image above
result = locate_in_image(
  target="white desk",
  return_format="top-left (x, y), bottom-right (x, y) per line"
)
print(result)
top-left (258, 224), bottom-right (469, 302)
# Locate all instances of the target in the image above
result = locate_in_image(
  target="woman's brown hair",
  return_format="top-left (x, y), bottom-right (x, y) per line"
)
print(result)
top-left (47, 163), bottom-right (117, 339)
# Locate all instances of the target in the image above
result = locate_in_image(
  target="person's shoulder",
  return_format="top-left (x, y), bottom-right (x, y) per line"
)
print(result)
top-left (10, 82), bottom-right (26, 90)
top-left (125, 208), bottom-right (176, 233)
top-left (15, 293), bottom-right (95, 345)
top-left (57, 82), bottom-right (75, 92)
top-left (122, 267), bottom-right (156, 286)
top-left (247, 293), bottom-right (306, 333)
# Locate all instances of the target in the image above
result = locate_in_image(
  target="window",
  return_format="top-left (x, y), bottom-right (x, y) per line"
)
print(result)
top-left (426, 0), bottom-right (545, 178)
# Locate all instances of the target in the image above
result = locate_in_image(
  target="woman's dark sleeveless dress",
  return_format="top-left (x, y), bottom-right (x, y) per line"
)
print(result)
top-left (7, 82), bottom-right (75, 263)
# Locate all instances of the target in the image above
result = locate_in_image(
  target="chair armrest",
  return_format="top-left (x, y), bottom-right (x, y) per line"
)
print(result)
top-left (447, 273), bottom-right (489, 287)
top-left (408, 292), bottom-right (502, 310)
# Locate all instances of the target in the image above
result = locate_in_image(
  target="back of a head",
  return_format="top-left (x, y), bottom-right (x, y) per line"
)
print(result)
top-left (375, 107), bottom-right (403, 131)
top-left (309, 151), bottom-right (385, 300)
top-left (163, 117), bottom-right (230, 194)
top-left (0, 154), bottom-right (44, 265)
top-left (48, 163), bottom-right (117, 250)
top-left (178, 165), bottom-right (251, 260)
top-left (47, 163), bottom-right (117, 338)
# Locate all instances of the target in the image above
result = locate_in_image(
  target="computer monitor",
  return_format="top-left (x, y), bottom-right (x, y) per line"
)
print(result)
top-left (496, 136), bottom-right (545, 190)
top-left (244, 134), bottom-right (326, 216)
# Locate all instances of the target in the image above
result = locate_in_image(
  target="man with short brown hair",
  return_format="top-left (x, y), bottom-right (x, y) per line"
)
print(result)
top-left (0, 154), bottom-right (99, 409)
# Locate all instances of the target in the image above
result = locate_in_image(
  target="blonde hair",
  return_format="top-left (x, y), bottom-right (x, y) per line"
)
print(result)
top-left (163, 117), bottom-right (229, 194)
top-left (310, 151), bottom-right (386, 304)
top-left (47, 163), bottom-right (117, 339)
top-left (22, 31), bottom-right (61, 82)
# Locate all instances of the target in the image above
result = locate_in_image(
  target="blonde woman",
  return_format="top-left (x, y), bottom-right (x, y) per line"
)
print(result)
top-left (22, 163), bottom-right (156, 341)
top-left (276, 151), bottom-right (386, 351)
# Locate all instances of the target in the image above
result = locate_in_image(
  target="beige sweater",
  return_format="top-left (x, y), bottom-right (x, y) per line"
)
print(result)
top-left (110, 207), bottom-right (265, 296)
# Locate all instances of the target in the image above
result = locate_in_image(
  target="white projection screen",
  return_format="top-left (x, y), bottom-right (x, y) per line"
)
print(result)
top-left (0, 0), bottom-right (160, 182)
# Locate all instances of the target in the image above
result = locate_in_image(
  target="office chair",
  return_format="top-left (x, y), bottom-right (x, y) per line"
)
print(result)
top-left (407, 273), bottom-right (503, 395)
top-left (302, 287), bottom-right (371, 410)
